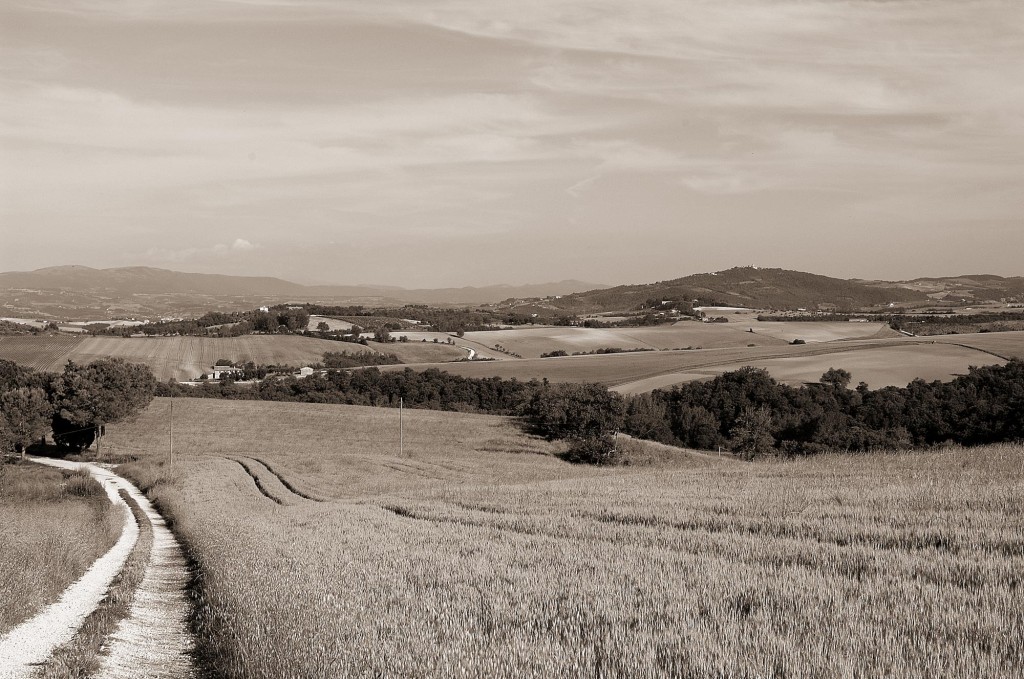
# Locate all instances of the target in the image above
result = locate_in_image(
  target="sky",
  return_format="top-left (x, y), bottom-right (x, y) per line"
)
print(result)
top-left (1, 0), bottom-right (1022, 288)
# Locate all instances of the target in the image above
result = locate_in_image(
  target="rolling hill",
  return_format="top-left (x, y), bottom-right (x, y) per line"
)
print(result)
top-left (533, 267), bottom-right (929, 313)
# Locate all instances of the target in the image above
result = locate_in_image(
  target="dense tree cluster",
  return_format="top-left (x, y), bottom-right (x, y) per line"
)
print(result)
top-left (629, 361), bottom-right (1024, 455)
top-left (157, 367), bottom-right (536, 414)
top-left (0, 358), bottom-right (156, 456)
top-left (304, 304), bottom-right (544, 333)
top-left (96, 307), bottom-right (310, 337)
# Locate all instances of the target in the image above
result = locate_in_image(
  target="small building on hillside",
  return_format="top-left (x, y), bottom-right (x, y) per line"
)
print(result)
top-left (210, 365), bottom-right (244, 380)
top-left (296, 366), bottom-right (314, 377)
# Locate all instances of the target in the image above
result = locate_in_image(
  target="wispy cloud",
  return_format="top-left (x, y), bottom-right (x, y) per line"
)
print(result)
top-left (1, 0), bottom-right (1022, 284)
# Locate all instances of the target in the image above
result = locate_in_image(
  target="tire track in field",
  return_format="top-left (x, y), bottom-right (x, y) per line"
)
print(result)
top-left (229, 457), bottom-right (285, 505)
top-left (243, 457), bottom-right (327, 502)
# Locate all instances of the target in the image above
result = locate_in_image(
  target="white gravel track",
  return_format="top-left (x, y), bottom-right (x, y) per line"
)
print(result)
top-left (0, 458), bottom-right (138, 679)
top-left (0, 457), bottom-right (197, 679)
top-left (93, 472), bottom-right (196, 678)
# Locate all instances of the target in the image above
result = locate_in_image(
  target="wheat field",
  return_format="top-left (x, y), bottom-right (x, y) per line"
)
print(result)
top-left (108, 398), bottom-right (1024, 678)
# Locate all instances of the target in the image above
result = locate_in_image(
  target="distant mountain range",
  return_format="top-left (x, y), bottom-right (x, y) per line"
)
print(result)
top-left (529, 267), bottom-right (1024, 314)
top-left (1, 265), bottom-right (1021, 320)
top-left (0, 265), bottom-right (607, 318)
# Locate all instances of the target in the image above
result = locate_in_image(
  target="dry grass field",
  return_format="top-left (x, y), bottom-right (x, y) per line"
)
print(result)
top-left (0, 335), bottom-right (376, 381)
top-left (106, 398), bottom-right (1023, 678)
top-left (0, 463), bottom-right (122, 635)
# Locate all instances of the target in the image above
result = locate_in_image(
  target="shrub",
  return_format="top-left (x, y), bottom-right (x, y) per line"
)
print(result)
top-left (562, 434), bottom-right (620, 465)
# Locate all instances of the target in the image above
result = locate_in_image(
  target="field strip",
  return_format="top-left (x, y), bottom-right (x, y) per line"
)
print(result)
top-left (938, 341), bottom-right (1013, 362)
top-left (92, 468), bottom-right (197, 679)
top-left (229, 457), bottom-right (286, 505)
top-left (0, 458), bottom-right (139, 679)
top-left (47, 336), bottom-right (84, 372)
top-left (603, 339), bottom-right (929, 388)
top-left (244, 457), bottom-right (327, 502)
top-left (381, 499), bottom-right (996, 565)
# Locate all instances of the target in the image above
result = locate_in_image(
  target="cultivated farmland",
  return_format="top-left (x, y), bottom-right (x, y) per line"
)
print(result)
top-left (462, 323), bottom-right (787, 358)
top-left (460, 321), bottom-right (898, 359)
top-left (383, 335), bottom-right (1014, 391)
top-left (612, 342), bottom-right (1005, 394)
top-left (107, 398), bottom-right (1023, 678)
top-left (363, 338), bottom-right (468, 364)
top-left (0, 335), bottom-right (379, 381)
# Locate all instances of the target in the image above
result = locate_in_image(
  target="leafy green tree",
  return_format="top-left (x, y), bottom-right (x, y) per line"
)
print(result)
top-left (672, 404), bottom-right (722, 450)
top-left (317, 321), bottom-right (330, 333)
top-left (0, 387), bottom-right (52, 458)
top-left (51, 359), bottom-right (156, 453)
top-left (523, 382), bottom-right (624, 441)
top-left (730, 405), bottom-right (775, 459)
top-left (820, 368), bottom-right (853, 390)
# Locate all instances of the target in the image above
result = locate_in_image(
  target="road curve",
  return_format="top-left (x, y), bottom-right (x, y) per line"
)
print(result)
top-left (0, 458), bottom-right (138, 679)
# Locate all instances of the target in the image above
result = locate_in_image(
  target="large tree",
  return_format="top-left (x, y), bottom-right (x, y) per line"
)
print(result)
top-left (0, 387), bottom-right (52, 458)
top-left (51, 359), bottom-right (156, 453)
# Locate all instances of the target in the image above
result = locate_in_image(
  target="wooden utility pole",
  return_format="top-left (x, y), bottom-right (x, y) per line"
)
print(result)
top-left (168, 400), bottom-right (174, 466)
top-left (399, 397), bottom-right (404, 457)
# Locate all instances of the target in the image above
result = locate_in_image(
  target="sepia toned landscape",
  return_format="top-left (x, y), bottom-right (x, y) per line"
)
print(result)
top-left (3, 0), bottom-right (1024, 677)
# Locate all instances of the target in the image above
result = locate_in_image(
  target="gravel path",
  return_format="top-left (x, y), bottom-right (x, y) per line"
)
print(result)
top-left (93, 475), bottom-right (197, 679)
top-left (0, 458), bottom-right (138, 679)
top-left (0, 457), bottom-right (197, 679)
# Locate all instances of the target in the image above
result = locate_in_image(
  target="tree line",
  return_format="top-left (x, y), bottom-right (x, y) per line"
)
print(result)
top-left (153, 358), bottom-right (1024, 463)
top-left (95, 307), bottom-right (310, 337)
top-left (6, 352), bottom-right (1021, 465)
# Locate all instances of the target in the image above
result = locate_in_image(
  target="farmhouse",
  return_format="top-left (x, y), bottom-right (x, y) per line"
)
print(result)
top-left (210, 365), bottom-right (244, 380)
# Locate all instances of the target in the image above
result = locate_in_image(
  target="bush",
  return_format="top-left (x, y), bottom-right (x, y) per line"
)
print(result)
top-left (562, 434), bottom-right (620, 465)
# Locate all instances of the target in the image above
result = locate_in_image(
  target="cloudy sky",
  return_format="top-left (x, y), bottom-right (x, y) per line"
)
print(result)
top-left (1, 0), bottom-right (1022, 287)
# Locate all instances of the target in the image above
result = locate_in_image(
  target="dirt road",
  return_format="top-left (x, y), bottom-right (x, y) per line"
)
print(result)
top-left (0, 458), bottom-right (196, 679)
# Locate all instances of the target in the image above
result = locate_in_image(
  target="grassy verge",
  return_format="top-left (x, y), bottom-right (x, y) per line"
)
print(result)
top-left (0, 461), bottom-right (122, 636)
top-left (37, 489), bottom-right (154, 678)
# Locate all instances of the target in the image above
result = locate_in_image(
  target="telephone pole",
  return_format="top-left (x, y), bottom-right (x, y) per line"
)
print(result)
top-left (399, 397), bottom-right (404, 457)
top-left (168, 400), bottom-right (174, 466)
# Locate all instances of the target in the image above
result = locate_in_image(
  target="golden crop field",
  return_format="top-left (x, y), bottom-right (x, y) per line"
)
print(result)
top-left (109, 398), bottom-right (1023, 678)
top-left (0, 335), bottom-right (374, 381)
top-left (930, 329), bottom-right (1024, 359)
top-left (462, 323), bottom-right (788, 358)
top-left (740, 320), bottom-right (900, 343)
top-left (364, 338), bottom-right (468, 365)
top-left (612, 342), bottom-right (1006, 394)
